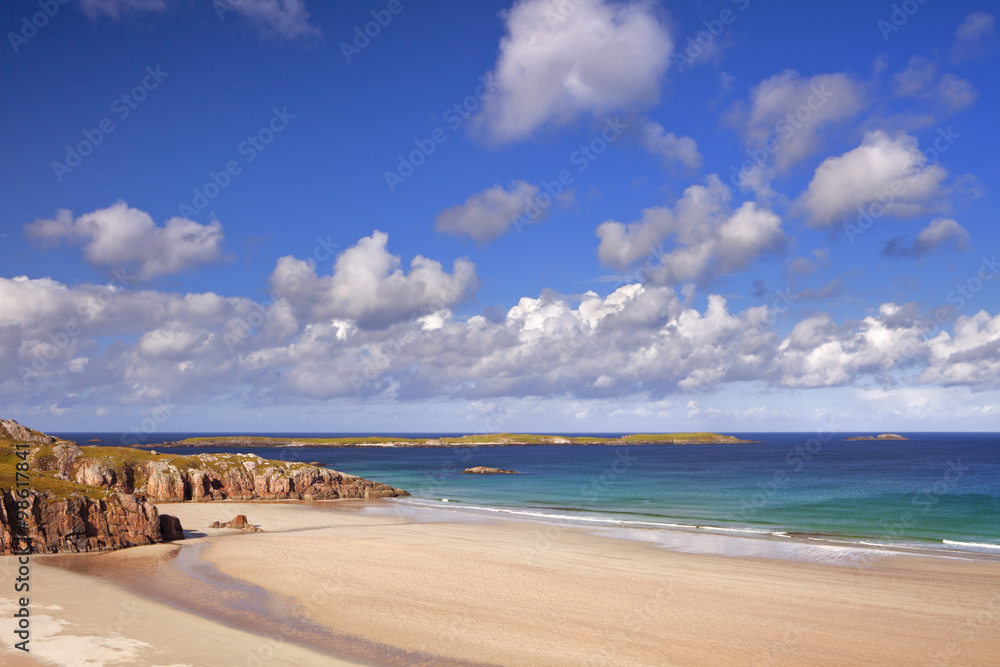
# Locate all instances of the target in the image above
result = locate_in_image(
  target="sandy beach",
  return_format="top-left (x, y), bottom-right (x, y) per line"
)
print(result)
top-left (2, 499), bottom-right (999, 666)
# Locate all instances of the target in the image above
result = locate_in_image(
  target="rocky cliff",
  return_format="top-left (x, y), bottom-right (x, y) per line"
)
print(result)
top-left (0, 488), bottom-right (181, 556)
top-left (45, 443), bottom-right (408, 502)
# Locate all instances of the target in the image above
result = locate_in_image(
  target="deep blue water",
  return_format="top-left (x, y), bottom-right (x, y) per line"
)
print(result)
top-left (53, 431), bottom-right (1000, 554)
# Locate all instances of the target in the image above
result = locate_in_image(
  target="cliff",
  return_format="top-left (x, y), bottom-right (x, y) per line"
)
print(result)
top-left (0, 488), bottom-right (180, 555)
top-left (43, 443), bottom-right (408, 502)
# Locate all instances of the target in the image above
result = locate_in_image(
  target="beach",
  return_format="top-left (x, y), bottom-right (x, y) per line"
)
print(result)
top-left (2, 499), bottom-right (998, 666)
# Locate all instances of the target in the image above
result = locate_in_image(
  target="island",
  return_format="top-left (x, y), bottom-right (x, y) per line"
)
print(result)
top-left (845, 434), bottom-right (908, 441)
top-left (156, 432), bottom-right (761, 448)
top-left (464, 466), bottom-right (518, 474)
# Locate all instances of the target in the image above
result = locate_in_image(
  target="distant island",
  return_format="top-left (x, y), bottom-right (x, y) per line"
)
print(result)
top-left (156, 432), bottom-right (762, 448)
top-left (845, 434), bottom-right (908, 441)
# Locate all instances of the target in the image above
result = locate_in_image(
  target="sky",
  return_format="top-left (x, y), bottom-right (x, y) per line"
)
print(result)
top-left (2, 0), bottom-right (1000, 434)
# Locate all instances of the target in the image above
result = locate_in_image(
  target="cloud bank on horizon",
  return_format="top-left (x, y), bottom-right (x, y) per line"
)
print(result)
top-left (2, 0), bottom-right (999, 432)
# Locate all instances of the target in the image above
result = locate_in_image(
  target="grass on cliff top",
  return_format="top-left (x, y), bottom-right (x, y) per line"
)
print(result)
top-left (1, 436), bottom-right (109, 500)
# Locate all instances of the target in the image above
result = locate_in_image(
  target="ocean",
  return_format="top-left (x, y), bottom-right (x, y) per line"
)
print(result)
top-left (53, 431), bottom-right (1000, 558)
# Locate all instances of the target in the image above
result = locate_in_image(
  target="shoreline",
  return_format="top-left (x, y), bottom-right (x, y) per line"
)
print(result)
top-left (4, 498), bottom-right (999, 665)
top-left (383, 496), bottom-right (1000, 562)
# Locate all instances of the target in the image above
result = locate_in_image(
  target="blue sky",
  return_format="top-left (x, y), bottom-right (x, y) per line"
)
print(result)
top-left (2, 0), bottom-right (1000, 434)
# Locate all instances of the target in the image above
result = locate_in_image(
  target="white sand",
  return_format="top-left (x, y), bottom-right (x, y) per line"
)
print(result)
top-left (3, 498), bottom-right (999, 665)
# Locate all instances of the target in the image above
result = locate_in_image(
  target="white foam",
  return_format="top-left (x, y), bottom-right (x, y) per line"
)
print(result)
top-left (942, 540), bottom-right (1000, 550)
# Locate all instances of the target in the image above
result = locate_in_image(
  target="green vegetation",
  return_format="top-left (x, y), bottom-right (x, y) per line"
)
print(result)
top-left (0, 431), bottom-right (108, 501)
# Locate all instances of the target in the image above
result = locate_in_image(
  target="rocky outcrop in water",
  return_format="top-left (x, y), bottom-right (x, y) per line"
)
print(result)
top-left (845, 434), bottom-right (908, 441)
top-left (0, 488), bottom-right (184, 556)
top-left (463, 466), bottom-right (519, 474)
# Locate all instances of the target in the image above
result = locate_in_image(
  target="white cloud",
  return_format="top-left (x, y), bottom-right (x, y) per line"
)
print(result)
top-left (641, 120), bottom-right (702, 169)
top-left (24, 201), bottom-right (224, 281)
top-left (596, 175), bottom-right (785, 284)
top-left (78, 0), bottom-right (319, 40)
top-left (269, 231), bottom-right (478, 328)
top-left (796, 131), bottom-right (948, 226)
top-left (473, 0), bottom-right (672, 143)
top-left (920, 310), bottom-right (1000, 390)
top-left (223, 0), bottom-right (321, 41)
top-left (882, 218), bottom-right (969, 258)
top-left (892, 56), bottom-right (978, 116)
top-left (951, 11), bottom-right (997, 62)
top-left (435, 181), bottom-right (543, 242)
top-left (728, 70), bottom-right (866, 171)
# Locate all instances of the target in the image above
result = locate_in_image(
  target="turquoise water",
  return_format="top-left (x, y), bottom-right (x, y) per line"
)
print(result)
top-left (59, 431), bottom-right (1000, 555)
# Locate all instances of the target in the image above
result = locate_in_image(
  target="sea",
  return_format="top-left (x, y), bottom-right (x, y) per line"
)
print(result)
top-left (52, 431), bottom-right (1000, 560)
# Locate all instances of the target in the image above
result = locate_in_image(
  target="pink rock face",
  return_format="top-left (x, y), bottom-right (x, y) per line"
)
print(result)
top-left (0, 489), bottom-right (184, 555)
top-left (74, 462), bottom-right (117, 487)
top-left (144, 461), bottom-right (186, 501)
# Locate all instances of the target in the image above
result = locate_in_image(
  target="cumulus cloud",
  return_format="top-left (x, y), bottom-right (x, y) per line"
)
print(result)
top-left (473, 0), bottom-right (672, 143)
top-left (796, 131), bottom-right (948, 226)
top-left (774, 303), bottom-right (929, 388)
top-left (269, 231), bottom-right (478, 328)
top-left (951, 11), bottom-right (997, 62)
top-left (7, 261), bottom-right (1000, 410)
top-left (78, 0), bottom-right (319, 40)
top-left (881, 218), bottom-right (969, 258)
top-left (24, 201), bottom-right (224, 281)
top-left (435, 181), bottom-right (544, 242)
top-left (596, 175), bottom-right (786, 285)
top-left (892, 56), bottom-right (978, 116)
top-left (641, 120), bottom-right (702, 169)
top-left (921, 310), bottom-right (1000, 390)
top-left (727, 70), bottom-right (866, 171)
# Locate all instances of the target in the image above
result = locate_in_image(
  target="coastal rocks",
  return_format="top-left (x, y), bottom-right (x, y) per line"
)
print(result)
top-left (463, 466), bottom-right (518, 474)
top-left (209, 514), bottom-right (262, 532)
top-left (145, 461), bottom-right (187, 501)
top-left (845, 434), bottom-right (908, 441)
top-left (159, 514), bottom-right (185, 541)
top-left (0, 419), bottom-right (58, 445)
top-left (74, 461), bottom-right (117, 488)
top-left (0, 489), bottom-right (184, 556)
top-left (47, 452), bottom-right (409, 503)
